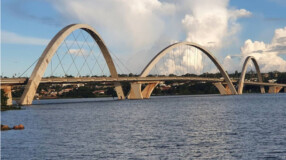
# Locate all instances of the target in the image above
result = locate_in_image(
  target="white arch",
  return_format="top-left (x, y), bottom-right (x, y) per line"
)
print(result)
top-left (238, 56), bottom-right (265, 94)
top-left (140, 42), bottom-right (238, 94)
top-left (19, 24), bottom-right (124, 105)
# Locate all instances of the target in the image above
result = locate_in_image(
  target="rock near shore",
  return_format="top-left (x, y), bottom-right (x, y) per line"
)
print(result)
top-left (1, 124), bottom-right (24, 131)
top-left (1, 124), bottom-right (11, 131)
top-left (13, 124), bottom-right (24, 130)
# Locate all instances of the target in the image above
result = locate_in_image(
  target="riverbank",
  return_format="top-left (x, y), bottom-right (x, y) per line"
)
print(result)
top-left (1, 105), bottom-right (22, 111)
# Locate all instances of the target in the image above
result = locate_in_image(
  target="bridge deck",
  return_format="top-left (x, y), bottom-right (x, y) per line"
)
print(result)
top-left (1, 77), bottom-right (286, 87)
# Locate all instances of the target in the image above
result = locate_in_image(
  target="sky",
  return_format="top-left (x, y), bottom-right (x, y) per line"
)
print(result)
top-left (1, 0), bottom-right (286, 77)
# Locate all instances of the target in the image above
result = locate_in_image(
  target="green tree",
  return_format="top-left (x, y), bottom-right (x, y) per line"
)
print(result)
top-left (105, 87), bottom-right (116, 97)
top-left (277, 72), bottom-right (286, 83)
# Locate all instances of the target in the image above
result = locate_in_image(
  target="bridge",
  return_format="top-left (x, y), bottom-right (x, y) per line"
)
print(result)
top-left (1, 24), bottom-right (286, 106)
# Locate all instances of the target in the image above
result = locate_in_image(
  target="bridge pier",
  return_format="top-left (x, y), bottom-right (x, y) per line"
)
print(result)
top-left (260, 86), bottom-right (266, 94)
top-left (128, 82), bottom-right (143, 99)
top-left (284, 87), bottom-right (286, 93)
top-left (268, 86), bottom-right (283, 94)
top-left (127, 82), bottom-right (160, 99)
top-left (213, 82), bottom-right (232, 95)
top-left (1, 85), bottom-right (13, 106)
top-left (114, 82), bottom-right (125, 100)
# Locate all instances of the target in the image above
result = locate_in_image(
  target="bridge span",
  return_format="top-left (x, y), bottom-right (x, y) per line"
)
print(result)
top-left (1, 76), bottom-right (286, 106)
top-left (2, 77), bottom-right (286, 87)
top-left (1, 77), bottom-right (232, 85)
top-left (1, 23), bottom-right (286, 106)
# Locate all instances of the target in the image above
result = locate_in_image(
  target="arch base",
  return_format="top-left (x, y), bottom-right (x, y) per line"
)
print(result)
top-left (142, 82), bottom-right (159, 99)
top-left (213, 82), bottom-right (232, 95)
top-left (268, 86), bottom-right (283, 94)
top-left (128, 82), bottom-right (143, 99)
top-left (114, 82), bottom-right (125, 100)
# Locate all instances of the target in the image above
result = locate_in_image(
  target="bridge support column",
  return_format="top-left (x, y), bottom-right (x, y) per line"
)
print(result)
top-left (114, 82), bottom-right (125, 100)
top-left (213, 82), bottom-right (232, 95)
top-left (141, 82), bottom-right (159, 99)
top-left (1, 85), bottom-right (13, 106)
top-left (260, 86), bottom-right (266, 94)
top-left (284, 87), bottom-right (286, 93)
top-left (128, 82), bottom-right (143, 99)
top-left (268, 86), bottom-right (283, 94)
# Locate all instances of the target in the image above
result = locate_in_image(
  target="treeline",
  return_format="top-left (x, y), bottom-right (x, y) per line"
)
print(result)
top-left (152, 82), bottom-right (219, 95)
top-left (10, 71), bottom-right (286, 98)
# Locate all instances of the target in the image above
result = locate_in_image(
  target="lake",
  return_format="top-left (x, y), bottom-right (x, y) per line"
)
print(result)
top-left (1, 94), bottom-right (286, 159)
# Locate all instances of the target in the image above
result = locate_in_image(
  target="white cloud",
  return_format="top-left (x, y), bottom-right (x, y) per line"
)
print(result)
top-left (229, 9), bottom-right (252, 19)
top-left (181, 0), bottom-right (251, 51)
top-left (223, 27), bottom-right (286, 72)
top-left (1, 30), bottom-right (49, 45)
top-left (1, 31), bottom-right (95, 52)
top-left (50, 0), bottom-right (175, 52)
top-left (48, 0), bottom-right (252, 74)
top-left (68, 49), bottom-right (86, 56)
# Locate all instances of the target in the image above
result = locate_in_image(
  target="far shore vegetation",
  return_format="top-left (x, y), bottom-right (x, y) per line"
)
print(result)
top-left (3, 71), bottom-right (285, 101)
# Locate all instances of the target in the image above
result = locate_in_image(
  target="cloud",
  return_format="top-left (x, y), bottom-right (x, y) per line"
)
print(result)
top-left (68, 49), bottom-right (87, 56)
top-left (181, 0), bottom-right (251, 51)
top-left (1, 31), bottom-right (50, 45)
top-left (4, 0), bottom-right (62, 27)
top-left (156, 47), bottom-right (204, 75)
top-left (223, 27), bottom-right (286, 72)
top-left (47, 0), bottom-right (252, 74)
top-left (229, 9), bottom-right (252, 19)
top-left (1, 30), bottom-right (94, 50)
top-left (50, 0), bottom-right (176, 53)
top-left (3, 0), bottom-right (251, 75)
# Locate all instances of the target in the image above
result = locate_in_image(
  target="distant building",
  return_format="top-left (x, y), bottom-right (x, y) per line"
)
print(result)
top-left (268, 79), bottom-right (277, 83)
top-left (50, 92), bottom-right (58, 97)
top-left (158, 82), bottom-right (167, 87)
top-left (77, 83), bottom-right (85, 87)
top-left (172, 83), bottom-right (179, 86)
top-left (250, 78), bottom-right (258, 82)
top-left (62, 83), bottom-right (73, 87)
top-left (58, 88), bottom-right (73, 95)
top-left (93, 90), bottom-right (105, 95)
top-left (160, 86), bottom-right (171, 91)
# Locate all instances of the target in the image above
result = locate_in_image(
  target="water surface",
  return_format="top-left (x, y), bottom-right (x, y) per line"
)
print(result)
top-left (1, 94), bottom-right (286, 159)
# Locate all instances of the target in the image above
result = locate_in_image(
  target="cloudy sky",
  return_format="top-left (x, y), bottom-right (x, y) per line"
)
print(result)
top-left (1, 0), bottom-right (286, 77)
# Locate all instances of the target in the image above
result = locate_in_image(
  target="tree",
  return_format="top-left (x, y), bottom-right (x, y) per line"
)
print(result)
top-left (105, 87), bottom-right (116, 97)
top-left (234, 70), bottom-right (239, 78)
top-left (277, 72), bottom-right (286, 83)
top-left (128, 73), bottom-right (134, 77)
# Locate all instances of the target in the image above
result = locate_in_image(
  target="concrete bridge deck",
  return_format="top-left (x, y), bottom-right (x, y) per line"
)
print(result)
top-left (1, 77), bottom-right (286, 87)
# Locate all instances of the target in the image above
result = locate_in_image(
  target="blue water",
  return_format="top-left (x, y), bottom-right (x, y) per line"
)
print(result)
top-left (1, 94), bottom-right (286, 159)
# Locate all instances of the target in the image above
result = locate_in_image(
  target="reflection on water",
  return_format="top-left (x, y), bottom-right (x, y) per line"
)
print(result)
top-left (1, 94), bottom-right (286, 159)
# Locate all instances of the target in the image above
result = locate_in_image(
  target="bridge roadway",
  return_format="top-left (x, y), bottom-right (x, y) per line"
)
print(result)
top-left (1, 77), bottom-right (286, 87)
